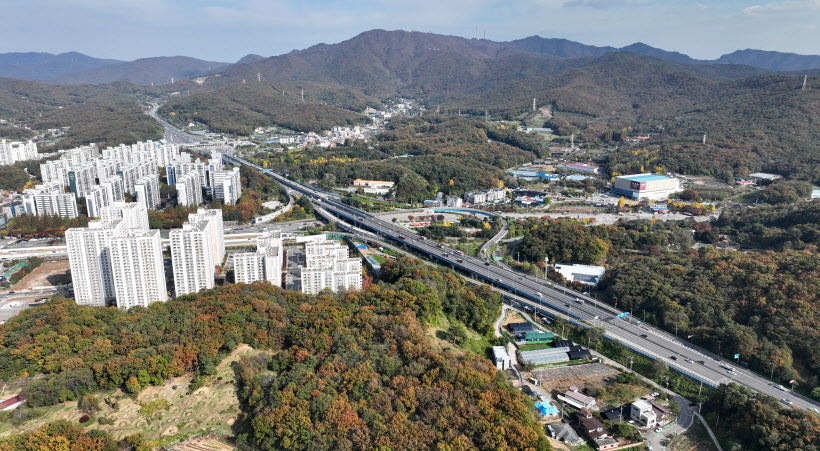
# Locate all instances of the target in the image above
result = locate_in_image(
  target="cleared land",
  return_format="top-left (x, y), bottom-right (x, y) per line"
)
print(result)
top-left (13, 260), bottom-right (70, 289)
top-left (166, 434), bottom-right (236, 451)
top-left (2, 344), bottom-right (261, 444)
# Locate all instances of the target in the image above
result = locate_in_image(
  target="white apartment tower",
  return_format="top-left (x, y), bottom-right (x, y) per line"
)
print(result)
top-left (170, 220), bottom-right (215, 296)
top-left (189, 208), bottom-right (225, 264)
top-left (66, 219), bottom-right (125, 306)
top-left (109, 229), bottom-right (167, 309)
top-left (135, 174), bottom-right (161, 210)
top-left (300, 237), bottom-right (362, 295)
top-left (101, 201), bottom-right (149, 231)
top-left (212, 167), bottom-right (242, 205)
top-left (175, 172), bottom-right (203, 207)
top-left (233, 231), bottom-right (283, 286)
top-left (0, 140), bottom-right (38, 166)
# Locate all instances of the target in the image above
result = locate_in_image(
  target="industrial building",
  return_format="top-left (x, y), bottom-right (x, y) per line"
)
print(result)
top-left (613, 173), bottom-right (680, 200)
top-left (553, 264), bottom-right (606, 286)
top-left (556, 162), bottom-right (599, 174)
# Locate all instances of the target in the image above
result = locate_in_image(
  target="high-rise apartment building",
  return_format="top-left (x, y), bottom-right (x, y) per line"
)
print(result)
top-left (0, 140), bottom-right (38, 166)
top-left (109, 229), bottom-right (167, 309)
top-left (66, 219), bottom-right (125, 306)
top-left (175, 172), bottom-right (203, 207)
top-left (170, 220), bottom-right (215, 296)
top-left (135, 174), bottom-right (161, 210)
top-left (233, 231), bottom-right (283, 286)
top-left (300, 236), bottom-right (362, 295)
top-left (101, 201), bottom-right (149, 231)
top-left (189, 208), bottom-right (225, 264)
top-left (212, 167), bottom-right (242, 205)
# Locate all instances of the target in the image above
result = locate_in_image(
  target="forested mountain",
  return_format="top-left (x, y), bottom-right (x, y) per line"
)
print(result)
top-left (0, 51), bottom-right (122, 80)
top-left (236, 54), bottom-right (266, 64)
top-left (0, 78), bottom-right (162, 147)
top-left (48, 56), bottom-right (230, 85)
top-left (0, 257), bottom-right (550, 450)
top-left (159, 83), bottom-right (372, 135)
top-left (717, 49), bottom-right (820, 71)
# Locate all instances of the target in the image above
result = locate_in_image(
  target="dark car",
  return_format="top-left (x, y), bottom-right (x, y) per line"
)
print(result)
top-left (670, 356), bottom-right (678, 360)
top-left (640, 334), bottom-right (648, 338)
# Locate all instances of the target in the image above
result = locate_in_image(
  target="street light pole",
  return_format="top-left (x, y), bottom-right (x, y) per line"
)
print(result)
top-left (771, 362), bottom-right (775, 380)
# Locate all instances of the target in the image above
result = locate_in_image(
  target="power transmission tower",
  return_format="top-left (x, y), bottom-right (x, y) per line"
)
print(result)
top-left (803, 75), bottom-right (808, 90)
top-left (703, 134), bottom-right (707, 145)
top-left (257, 72), bottom-right (261, 82)
top-left (301, 88), bottom-right (304, 102)
top-left (533, 98), bottom-right (536, 112)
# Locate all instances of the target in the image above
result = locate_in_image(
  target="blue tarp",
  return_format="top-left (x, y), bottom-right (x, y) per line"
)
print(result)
top-left (535, 401), bottom-right (559, 416)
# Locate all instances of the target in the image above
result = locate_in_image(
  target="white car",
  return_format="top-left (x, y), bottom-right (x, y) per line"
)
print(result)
top-left (651, 392), bottom-right (660, 398)
top-left (782, 399), bottom-right (793, 405)
top-left (654, 427), bottom-right (663, 433)
top-left (775, 384), bottom-right (788, 391)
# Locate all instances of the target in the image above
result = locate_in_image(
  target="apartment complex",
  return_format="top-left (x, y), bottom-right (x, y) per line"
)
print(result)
top-left (299, 235), bottom-right (362, 295)
top-left (135, 174), bottom-right (161, 210)
top-left (22, 182), bottom-right (79, 219)
top-left (170, 208), bottom-right (226, 296)
top-left (109, 229), bottom-right (167, 309)
top-left (464, 188), bottom-right (506, 204)
top-left (233, 230), bottom-right (283, 286)
top-left (67, 202), bottom-right (165, 308)
top-left (212, 166), bottom-right (242, 205)
top-left (170, 221), bottom-right (215, 296)
top-left (175, 172), bottom-right (203, 207)
top-left (0, 140), bottom-right (38, 166)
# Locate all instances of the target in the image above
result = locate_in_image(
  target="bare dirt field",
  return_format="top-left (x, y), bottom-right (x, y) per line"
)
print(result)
top-left (166, 434), bottom-right (236, 451)
top-left (533, 362), bottom-right (620, 396)
top-left (14, 260), bottom-right (70, 289)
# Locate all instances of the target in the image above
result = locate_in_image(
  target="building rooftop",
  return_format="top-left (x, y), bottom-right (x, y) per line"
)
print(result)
top-left (619, 173), bottom-right (673, 182)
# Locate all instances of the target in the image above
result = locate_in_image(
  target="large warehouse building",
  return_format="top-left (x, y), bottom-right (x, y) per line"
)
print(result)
top-left (613, 173), bottom-right (680, 200)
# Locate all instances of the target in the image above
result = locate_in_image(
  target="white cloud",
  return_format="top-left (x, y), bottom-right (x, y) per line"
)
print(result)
top-left (743, 0), bottom-right (820, 16)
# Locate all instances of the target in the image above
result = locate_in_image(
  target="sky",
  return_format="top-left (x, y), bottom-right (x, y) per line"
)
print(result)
top-left (2, 0), bottom-right (819, 62)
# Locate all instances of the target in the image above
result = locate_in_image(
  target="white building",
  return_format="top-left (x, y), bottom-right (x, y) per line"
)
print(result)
top-left (300, 236), bottom-right (362, 295)
top-left (446, 196), bottom-right (463, 208)
top-left (22, 183), bottom-right (79, 219)
top-left (66, 219), bottom-right (125, 306)
top-left (67, 164), bottom-right (96, 198)
top-left (85, 186), bottom-right (110, 218)
top-left (175, 172), bottom-right (203, 207)
top-left (553, 264), bottom-right (606, 286)
top-left (189, 208), bottom-right (225, 265)
top-left (0, 140), bottom-right (38, 166)
top-left (233, 230), bottom-right (283, 286)
top-left (109, 229), bottom-right (167, 309)
top-left (207, 156), bottom-right (224, 189)
top-left (613, 173), bottom-right (680, 200)
top-left (464, 188), bottom-right (506, 204)
top-left (135, 174), bottom-right (161, 210)
top-left (170, 220), bottom-right (215, 296)
top-left (556, 163), bottom-right (599, 174)
top-left (101, 201), bottom-right (149, 232)
top-left (492, 345), bottom-right (512, 370)
top-left (212, 167), bottom-right (242, 205)
top-left (630, 400), bottom-right (657, 428)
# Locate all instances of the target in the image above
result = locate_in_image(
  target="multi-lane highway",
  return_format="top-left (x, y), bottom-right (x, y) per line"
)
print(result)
top-left (225, 152), bottom-right (820, 413)
top-left (147, 104), bottom-right (201, 145)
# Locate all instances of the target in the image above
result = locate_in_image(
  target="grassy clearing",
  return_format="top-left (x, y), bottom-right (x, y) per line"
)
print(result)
top-left (3, 344), bottom-right (263, 444)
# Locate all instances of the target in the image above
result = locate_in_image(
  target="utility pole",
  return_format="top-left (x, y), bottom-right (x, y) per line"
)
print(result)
top-left (702, 134), bottom-right (706, 145)
top-left (718, 340), bottom-right (722, 357)
top-left (533, 97), bottom-right (536, 113)
top-left (698, 381), bottom-right (703, 397)
top-left (301, 88), bottom-right (304, 102)
top-left (771, 362), bottom-right (776, 379)
top-left (803, 75), bottom-right (808, 90)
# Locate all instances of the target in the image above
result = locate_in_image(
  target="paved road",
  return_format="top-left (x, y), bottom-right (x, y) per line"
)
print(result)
top-left (224, 153), bottom-right (820, 414)
top-left (147, 104), bottom-right (201, 145)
